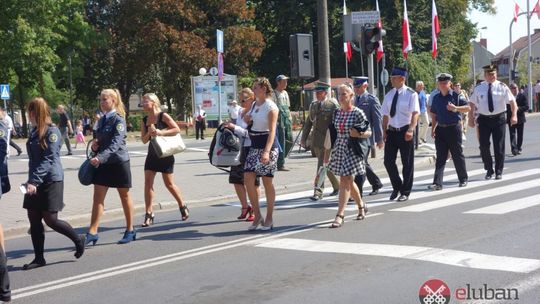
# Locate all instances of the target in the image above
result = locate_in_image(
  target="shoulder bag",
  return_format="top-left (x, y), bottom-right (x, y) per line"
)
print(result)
top-left (150, 112), bottom-right (186, 158)
top-left (78, 139), bottom-right (97, 186)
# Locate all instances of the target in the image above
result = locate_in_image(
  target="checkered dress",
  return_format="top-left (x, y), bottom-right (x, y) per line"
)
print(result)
top-left (328, 107), bottom-right (367, 177)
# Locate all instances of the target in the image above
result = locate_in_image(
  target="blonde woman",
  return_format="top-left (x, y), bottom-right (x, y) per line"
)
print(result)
top-left (85, 89), bottom-right (136, 245)
top-left (325, 84), bottom-right (371, 228)
top-left (140, 93), bottom-right (188, 227)
top-left (243, 78), bottom-right (279, 231)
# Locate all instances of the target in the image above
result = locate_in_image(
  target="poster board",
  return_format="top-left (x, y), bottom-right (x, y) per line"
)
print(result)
top-left (191, 75), bottom-right (237, 121)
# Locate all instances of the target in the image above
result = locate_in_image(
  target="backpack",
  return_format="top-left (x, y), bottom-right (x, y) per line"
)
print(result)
top-left (208, 123), bottom-right (243, 167)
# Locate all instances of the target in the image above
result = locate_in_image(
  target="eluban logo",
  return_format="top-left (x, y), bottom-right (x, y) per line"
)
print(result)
top-left (455, 284), bottom-right (518, 301)
top-left (419, 279), bottom-right (451, 304)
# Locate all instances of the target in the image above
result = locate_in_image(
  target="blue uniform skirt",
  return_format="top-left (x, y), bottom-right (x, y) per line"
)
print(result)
top-left (92, 160), bottom-right (132, 188)
top-left (23, 181), bottom-right (65, 212)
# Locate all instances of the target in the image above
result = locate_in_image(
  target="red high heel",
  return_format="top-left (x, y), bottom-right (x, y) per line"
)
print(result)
top-left (238, 206), bottom-right (252, 220)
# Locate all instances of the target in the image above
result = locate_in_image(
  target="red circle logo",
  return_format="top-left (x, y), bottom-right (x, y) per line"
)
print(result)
top-left (419, 279), bottom-right (451, 304)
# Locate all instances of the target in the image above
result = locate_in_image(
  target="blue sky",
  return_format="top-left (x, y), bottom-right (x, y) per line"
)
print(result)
top-left (468, 0), bottom-right (540, 55)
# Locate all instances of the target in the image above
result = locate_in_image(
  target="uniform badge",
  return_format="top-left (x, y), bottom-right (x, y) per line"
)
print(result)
top-left (116, 123), bottom-right (124, 131)
top-left (0, 130), bottom-right (4, 138)
top-left (49, 133), bottom-right (58, 143)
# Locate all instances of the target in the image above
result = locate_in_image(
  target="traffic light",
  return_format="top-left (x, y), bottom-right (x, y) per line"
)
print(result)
top-left (361, 26), bottom-right (386, 55)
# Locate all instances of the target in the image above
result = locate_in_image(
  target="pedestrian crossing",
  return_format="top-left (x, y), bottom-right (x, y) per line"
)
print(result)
top-left (223, 167), bottom-right (540, 217)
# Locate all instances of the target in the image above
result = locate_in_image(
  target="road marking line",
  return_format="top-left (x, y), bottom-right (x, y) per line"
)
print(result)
top-left (464, 194), bottom-right (540, 214)
top-left (389, 169), bottom-right (540, 212)
top-left (391, 177), bottom-right (540, 212)
top-left (256, 238), bottom-right (540, 273)
top-left (187, 147), bottom-right (208, 152)
top-left (10, 213), bottom-right (382, 300)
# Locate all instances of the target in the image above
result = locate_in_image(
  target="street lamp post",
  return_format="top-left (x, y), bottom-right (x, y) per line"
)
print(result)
top-left (68, 52), bottom-right (74, 120)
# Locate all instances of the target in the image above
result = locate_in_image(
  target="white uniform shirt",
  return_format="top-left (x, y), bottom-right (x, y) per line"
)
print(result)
top-left (534, 82), bottom-right (540, 94)
top-left (470, 80), bottom-right (514, 115)
top-left (381, 85), bottom-right (420, 128)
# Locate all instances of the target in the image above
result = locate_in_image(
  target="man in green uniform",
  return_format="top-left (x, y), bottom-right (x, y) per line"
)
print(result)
top-left (273, 75), bottom-right (294, 171)
top-left (301, 81), bottom-right (339, 200)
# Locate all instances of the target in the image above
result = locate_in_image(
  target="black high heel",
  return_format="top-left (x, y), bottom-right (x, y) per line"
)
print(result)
top-left (330, 214), bottom-right (345, 228)
top-left (141, 212), bottom-right (155, 227)
top-left (357, 205), bottom-right (368, 220)
top-left (75, 234), bottom-right (85, 259)
top-left (180, 205), bottom-right (189, 221)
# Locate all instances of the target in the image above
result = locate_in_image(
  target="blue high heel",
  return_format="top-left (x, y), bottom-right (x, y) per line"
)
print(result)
top-left (118, 230), bottom-right (136, 244)
top-left (85, 233), bottom-right (99, 246)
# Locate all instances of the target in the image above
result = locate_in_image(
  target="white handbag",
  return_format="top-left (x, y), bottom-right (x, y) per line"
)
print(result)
top-left (151, 133), bottom-right (186, 158)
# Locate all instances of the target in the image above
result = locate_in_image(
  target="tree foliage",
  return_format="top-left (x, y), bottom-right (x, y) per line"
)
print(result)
top-left (0, 0), bottom-right (495, 134)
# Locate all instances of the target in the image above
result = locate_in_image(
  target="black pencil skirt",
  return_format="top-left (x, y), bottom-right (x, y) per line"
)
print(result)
top-left (93, 160), bottom-right (132, 188)
top-left (23, 181), bottom-right (65, 212)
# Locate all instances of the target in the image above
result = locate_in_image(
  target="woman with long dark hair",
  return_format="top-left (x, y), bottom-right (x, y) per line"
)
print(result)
top-left (22, 97), bottom-right (85, 270)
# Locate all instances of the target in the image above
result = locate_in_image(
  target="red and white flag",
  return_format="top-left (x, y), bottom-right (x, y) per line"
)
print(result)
top-left (344, 42), bottom-right (352, 63)
top-left (375, 0), bottom-right (384, 62)
top-left (402, 0), bottom-right (412, 59)
top-left (432, 0), bottom-right (440, 59)
top-left (513, 1), bottom-right (520, 22)
top-left (533, 0), bottom-right (540, 19)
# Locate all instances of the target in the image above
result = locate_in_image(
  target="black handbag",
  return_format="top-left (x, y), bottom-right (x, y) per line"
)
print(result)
top-left (348, 121), bottom-right (370, 159)
top-left (78, 140), bottom-right (97, 186)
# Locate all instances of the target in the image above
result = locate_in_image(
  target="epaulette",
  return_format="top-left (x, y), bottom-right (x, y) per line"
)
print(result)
top-left (406, 87), bottom-right (416, 93)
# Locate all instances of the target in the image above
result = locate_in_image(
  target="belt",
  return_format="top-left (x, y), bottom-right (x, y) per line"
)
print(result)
top-left (479, 112), bottom-right (505, 118)
top-left (387, 125), bottom-right (409, 132)
top-left (437, 122), bottom-right (459, 127)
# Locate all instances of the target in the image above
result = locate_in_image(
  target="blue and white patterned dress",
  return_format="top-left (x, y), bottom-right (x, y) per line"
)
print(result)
top-left (328, 107), bottom-right (368, 177)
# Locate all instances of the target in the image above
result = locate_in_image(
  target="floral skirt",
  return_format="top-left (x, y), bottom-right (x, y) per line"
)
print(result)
top-left (244, 148), bottom-right (278, 177)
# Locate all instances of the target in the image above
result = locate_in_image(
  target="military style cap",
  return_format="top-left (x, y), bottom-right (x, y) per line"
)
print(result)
top-left (437, 73), bottom-right (453, 82)
top-left (352, 76), bottom-right (369, 87)
top-left (313, 81), bottom-right (331, 92)
top-left (482, 64), bottom-right (497, 73)
top-left (390, 67), bottom-right (408, 78)
top-left (276, 74), bottom-right (290, 81)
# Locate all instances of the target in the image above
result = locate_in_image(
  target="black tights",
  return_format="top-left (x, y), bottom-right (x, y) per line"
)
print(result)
top-left (27, 209), bottom-right (79, 262)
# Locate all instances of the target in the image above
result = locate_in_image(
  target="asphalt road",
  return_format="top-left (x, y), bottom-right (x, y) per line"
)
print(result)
top-left (2, 116), bottom-right (540, 304)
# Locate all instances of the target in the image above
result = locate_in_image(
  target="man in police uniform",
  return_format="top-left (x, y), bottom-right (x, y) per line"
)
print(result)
top-left (381, 67), bottom-right (419, 202)
top-left (273, 74), bottom-right (293, 171)
top-left (428, 73), bottom-right (470, 190)
top-left (352, 76), bottom-right (384, 196)
top-left (469, 64), bottom-right (517, 180)
top-left (301, 81), bottom-right (339, 200)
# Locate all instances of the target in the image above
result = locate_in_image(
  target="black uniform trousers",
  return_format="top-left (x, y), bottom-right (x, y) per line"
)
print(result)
top-left (433, 124), bottom-right (468, 186)
top-left (384, 128), bottom-right (414, 196)
top-left (508, 123), bottom-right (524, 154)
top-left (478, 113), bottom-right (506, 175)
top-left (195, 120), bottom-right (205, 139)
top-left (0, 245), bottom-right (9, 301)
top-left (354, 146), bottom-right (383, 196)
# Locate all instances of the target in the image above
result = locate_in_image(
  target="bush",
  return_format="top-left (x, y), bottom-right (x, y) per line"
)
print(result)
top-left (127, 114), bottom-right (142, 132)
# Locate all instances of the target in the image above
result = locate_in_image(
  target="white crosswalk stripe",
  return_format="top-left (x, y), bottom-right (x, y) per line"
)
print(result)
top-left (256, 238), bottom-right (540, 273)
top-left (391, 169), bottom-right (540, 212)
top-left (464, 194), bottom-right (540, 215)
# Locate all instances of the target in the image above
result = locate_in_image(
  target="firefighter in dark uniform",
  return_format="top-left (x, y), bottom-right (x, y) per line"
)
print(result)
top-left (428, 73), bottom-right (470, 190)
top-left (352, 76), bottom-right (384, 196)
top-left (381, 67), bottom-right (419, 202)
top-left (469, 65), bottom-right (517, 180)
top-left (301, 81), bottom-right (339, 200)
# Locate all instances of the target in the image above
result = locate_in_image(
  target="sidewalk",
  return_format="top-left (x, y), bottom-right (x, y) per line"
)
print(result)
top-left (1, 136), bottom-right (435, 239)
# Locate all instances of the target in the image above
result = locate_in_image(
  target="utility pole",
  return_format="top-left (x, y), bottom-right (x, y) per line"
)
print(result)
top-left (317, 0), bottom-right (331, 84)
top-left (68, 52), bottom-right (74, 120)
top-left (527, 1), bottom-right (534, 112)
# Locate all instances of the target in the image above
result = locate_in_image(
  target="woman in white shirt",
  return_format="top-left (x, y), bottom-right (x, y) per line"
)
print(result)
top-left (243, 78), bottom-right (279, 231)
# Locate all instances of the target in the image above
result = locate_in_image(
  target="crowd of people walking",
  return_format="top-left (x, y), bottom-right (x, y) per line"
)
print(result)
top-left (0, 65), bottom-right (531, 301)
